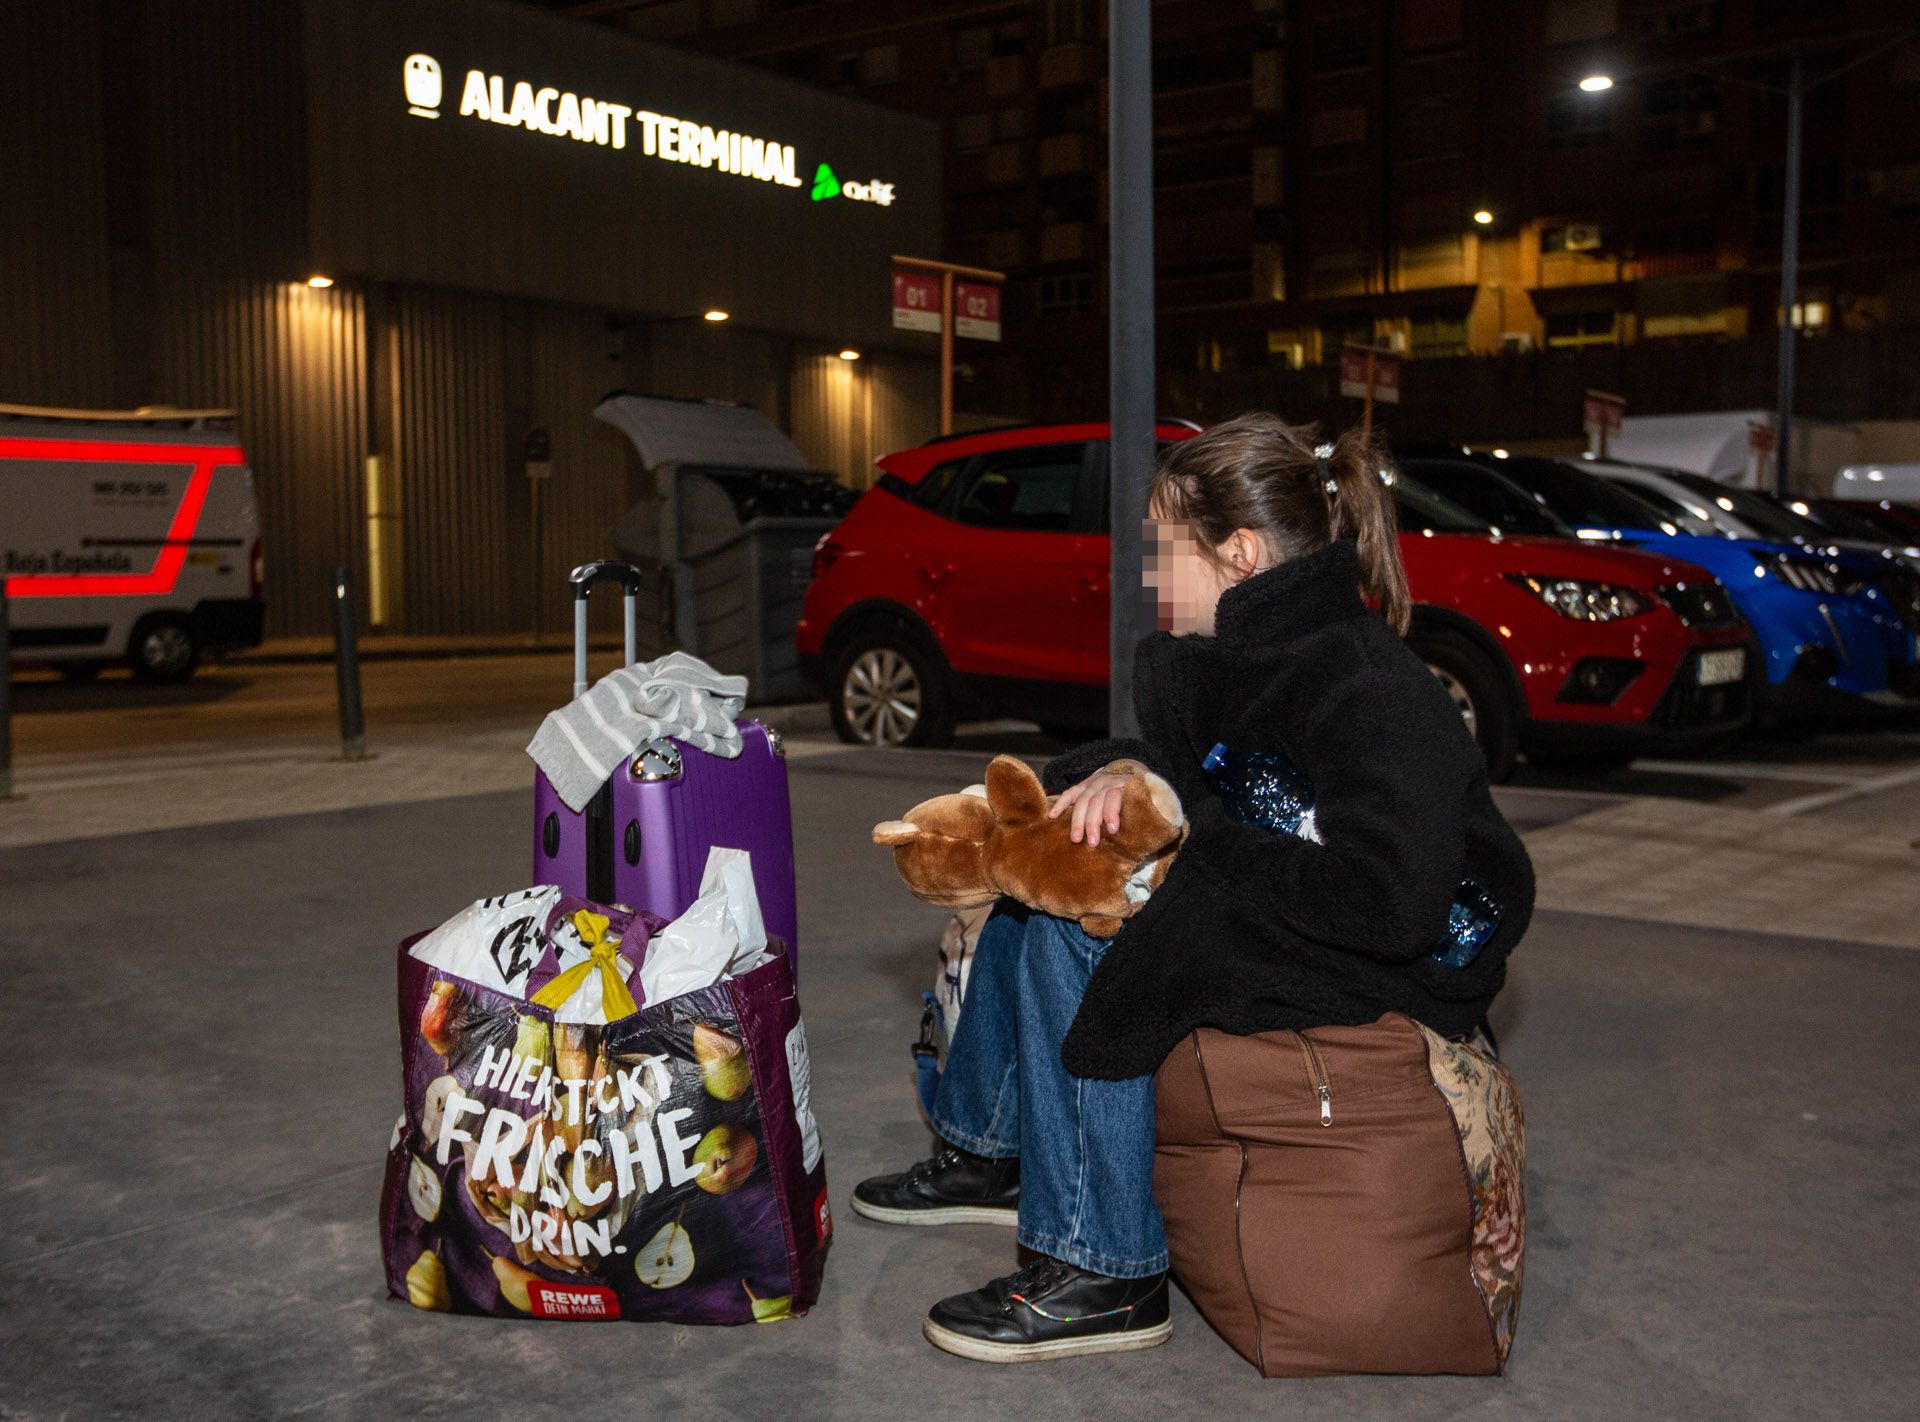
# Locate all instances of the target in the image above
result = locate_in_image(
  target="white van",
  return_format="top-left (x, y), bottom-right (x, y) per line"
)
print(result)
top-left (1834, 464), bottom-right (1920, 503)
top-left (1, 404), bottom-right (264, 681)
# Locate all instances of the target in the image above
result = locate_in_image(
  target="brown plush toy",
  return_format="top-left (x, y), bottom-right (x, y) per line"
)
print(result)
top-left (872, 754), bottom-right (1187, 937)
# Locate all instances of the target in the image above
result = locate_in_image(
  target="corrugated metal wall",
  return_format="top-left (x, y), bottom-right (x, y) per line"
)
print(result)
top-left (388, 289), bottom-right (511, 635)
top-left (148, 274), bottom-right (368, 637)
top-left (0, 4), bottom-right (113, 405)
top-left (790, 353), bottom-right (940, 488)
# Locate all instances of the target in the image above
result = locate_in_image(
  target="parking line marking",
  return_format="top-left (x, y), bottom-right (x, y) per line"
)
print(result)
top-left (1629, 760), bottom-right (1862, 785)
top-left (1764, 761), bottom-right (1920, 816)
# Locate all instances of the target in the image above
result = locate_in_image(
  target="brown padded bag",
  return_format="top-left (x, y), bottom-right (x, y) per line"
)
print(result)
top-left (1154, 1012), bottom-right (1525, 1377)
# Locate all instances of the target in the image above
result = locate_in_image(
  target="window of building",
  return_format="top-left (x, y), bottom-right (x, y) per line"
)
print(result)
top-left (953, 448), bottom-right (1083, 532)
top-left (1310, 15), bottom-right (1371, 73)
top-left (1635, 2), bottom-right (1720, 40)
top-left (1643, 76), bottom-right (1721, 142)
top-left (1404, 0), bottom-right (1464, 51)
top-left (1894, 41), bottom-right (1920, 90)
top-left (708, 0), bottom-right (758, 25)
top-left (1408, 305), bottom-right (1470, 356)
top-left (1045, 0), bottom-right (1090, 45)
top-left (1037, 271), bottom-right (1097, 312)
top-left (997, 106), bottom-right (1026, 140)
top-left (1542, 221), bottom-right (1608, 253)
top-left (1543, 0), bottom-right (1619, 45)
top-left (1546, 91), bottom-right (1612, 144)
top-left (1787, 298), bottom-right (1830, 332)
top-left (954, 112), bottom-right (994, 152)
top-left (1318, 319), bottom-right (1373, 361)
top-left (1310, 106), bottom-right (1369, 147)
top-left (952, 26), bottom-right (991, 68)
top-left (1891, 162), bottom-right (1920, 211)
top-left (1544, 309), bottom-right (1619, 348)
top-left (953, 19), bottom-right (1027, 65)
top-left (861, 45), bottom-right (900, 85)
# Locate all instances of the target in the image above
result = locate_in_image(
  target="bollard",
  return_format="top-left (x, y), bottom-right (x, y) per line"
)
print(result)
top-left (332, 566), bottom-right (369, 761)
top-left (0, 582), bottom-right (13, 800)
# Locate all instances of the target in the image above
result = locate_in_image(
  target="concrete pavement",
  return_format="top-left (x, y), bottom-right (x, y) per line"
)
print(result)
top-left (3, 748), bottom-right (1917, 1421)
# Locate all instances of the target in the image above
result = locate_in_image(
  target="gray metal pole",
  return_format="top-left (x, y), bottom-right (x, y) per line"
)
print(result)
top-left (1774, 49), bottom-right (1803, 496)
top-left (331, 566), bottom-right (368, 761)
top-left (1108, 0), bottom-right (1155, 739)
top-left (0, 583), bottom-right (13, 801)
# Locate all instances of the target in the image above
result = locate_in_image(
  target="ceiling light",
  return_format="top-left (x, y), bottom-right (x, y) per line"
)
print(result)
top-left (838, 348), bottom-right (861, 361)
top-left (703, 309), bottom-right (730, 322)
top-left (306, 275), bottom-right (334, 288)
top-left (1473, 209), bottom-right (1494, 226)
top-left (1579, 74), bottom-right (1614, 92)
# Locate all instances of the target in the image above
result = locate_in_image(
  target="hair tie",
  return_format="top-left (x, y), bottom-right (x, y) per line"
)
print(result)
top-left (1314, 443), bottom-right (1337, 496)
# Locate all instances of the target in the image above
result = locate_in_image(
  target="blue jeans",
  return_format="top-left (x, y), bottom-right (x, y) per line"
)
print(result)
top-left (930, 900), bottom-right (1167, 1278)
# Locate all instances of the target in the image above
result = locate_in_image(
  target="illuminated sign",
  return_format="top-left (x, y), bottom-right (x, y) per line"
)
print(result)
top-left (811, 163), bottom-right (894, 207)
top-left (403, 54), bottom-right (894, 203)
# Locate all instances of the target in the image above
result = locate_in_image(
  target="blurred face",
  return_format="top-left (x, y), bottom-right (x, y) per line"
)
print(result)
top-left (1144, 502), bottom-right (1270, 635)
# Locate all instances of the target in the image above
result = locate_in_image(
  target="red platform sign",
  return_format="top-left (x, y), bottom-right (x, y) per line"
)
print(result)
top-left (954, 281), bottom-right (1002, 342)
top-left (891, 270), bottom-right (941, 332)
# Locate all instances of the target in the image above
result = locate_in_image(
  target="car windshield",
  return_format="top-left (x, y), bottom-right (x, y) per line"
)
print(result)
top-left (1796, 500), bottom-right (1897, 542)
top-left (1498, 458), bottom-right (1676, 531)
top-left (1669, 471), bottom-right (1828, 542)
top-left (1399, 459), bottom-right (1571, 537)
top-left (1388, 473), bottom-right (1493, 533)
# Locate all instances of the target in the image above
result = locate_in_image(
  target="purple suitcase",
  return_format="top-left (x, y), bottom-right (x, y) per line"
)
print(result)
top-left (532, 561), bottom-right (799, 971)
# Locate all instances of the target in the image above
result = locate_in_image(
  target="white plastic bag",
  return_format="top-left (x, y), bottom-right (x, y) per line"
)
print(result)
top-left (637, 847), bottom-right (772, 1003)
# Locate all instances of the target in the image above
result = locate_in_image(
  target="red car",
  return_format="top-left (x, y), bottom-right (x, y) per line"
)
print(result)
top-left (796, 422), bottom-right (1754, 777)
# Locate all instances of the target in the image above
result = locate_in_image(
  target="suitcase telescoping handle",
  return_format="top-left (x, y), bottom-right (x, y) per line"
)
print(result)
top-left (568, 560), bottom-right (644, 697)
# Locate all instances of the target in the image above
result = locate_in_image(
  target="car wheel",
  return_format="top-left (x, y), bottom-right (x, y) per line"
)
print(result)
top-left (829, 631), bottom-right (954, 748)
top-left (128, 614), bottom-right (200, 683)
top-left (1413, 632), bottom-right (1517, 782)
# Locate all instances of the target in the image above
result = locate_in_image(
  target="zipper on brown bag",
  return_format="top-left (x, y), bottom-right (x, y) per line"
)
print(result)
top-left (1293, 1031), bottom-right (1332, 1126)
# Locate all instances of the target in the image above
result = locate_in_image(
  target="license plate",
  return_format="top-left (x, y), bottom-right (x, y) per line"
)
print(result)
top-left (1697, 648), bottom-right (1746, 686)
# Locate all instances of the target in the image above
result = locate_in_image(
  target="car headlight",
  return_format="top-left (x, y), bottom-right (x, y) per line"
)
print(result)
top-left (1507, 575), bottom-right (1652, 621)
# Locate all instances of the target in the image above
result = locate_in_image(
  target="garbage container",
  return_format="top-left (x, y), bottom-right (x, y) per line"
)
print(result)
top-left (670, 467), bottom-right (852, 700)
top-left (597, 393), bottom-right (855, 700)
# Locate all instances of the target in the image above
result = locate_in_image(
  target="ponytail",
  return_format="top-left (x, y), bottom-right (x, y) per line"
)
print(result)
top-left (1150, 412), bottom-right (1413, 634)
top-left (1323, 426), bottom-right (1411, 633)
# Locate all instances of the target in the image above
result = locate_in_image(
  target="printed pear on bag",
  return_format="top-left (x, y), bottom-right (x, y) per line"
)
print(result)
top-left (380, 850), bottom-right (829, 1324)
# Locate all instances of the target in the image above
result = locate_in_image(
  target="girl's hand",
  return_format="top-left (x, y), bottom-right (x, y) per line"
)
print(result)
top-left (1048, 769), bottom-right (1133, 847)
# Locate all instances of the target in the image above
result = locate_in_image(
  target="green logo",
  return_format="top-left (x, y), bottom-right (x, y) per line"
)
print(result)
top-left (810, 163), bottom-right (841, 201)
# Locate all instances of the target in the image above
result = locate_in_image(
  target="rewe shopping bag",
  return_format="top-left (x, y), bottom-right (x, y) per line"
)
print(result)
top-left (379, 870), bottom-right (828, 1324)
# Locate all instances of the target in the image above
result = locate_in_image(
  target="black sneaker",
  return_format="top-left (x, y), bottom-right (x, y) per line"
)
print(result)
top-left (923, 1257), bottom-right (1171, 1363)
top-left (850, 1146), bottom-right (1020, 1227)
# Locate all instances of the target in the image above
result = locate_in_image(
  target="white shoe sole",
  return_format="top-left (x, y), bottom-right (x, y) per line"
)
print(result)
top-left (923, 1316), bottom-right (1172, 1363)
top-left (849, 1195), bottom-right (1019, 1228)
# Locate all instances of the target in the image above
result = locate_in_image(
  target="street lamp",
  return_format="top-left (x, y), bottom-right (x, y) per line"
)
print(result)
top-left (838, 348), bottom-right (861, 361)
top-left (1472, 209), bottom-right (1494, 226)
top-left (702, 309), bottom-right (730, 322)
top-left (305, 274), bottom-right (335, 288)
top-left (1578, 73), bottom-right (1614, 92)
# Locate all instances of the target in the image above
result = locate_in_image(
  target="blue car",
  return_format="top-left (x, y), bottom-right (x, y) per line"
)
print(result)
top-left (1398, 452), bottom-right (1914, 718)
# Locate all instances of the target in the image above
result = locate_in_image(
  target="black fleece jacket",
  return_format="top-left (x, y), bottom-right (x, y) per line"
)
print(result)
top-left (1041, 539), bottom-right (1534, 1081)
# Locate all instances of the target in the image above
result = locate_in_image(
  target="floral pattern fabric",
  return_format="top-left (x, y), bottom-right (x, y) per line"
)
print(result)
top-left (1419, 1024), bottom-right (1527, 1369)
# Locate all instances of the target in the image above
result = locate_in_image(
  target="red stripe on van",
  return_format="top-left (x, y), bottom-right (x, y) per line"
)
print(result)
top-left (1, 437), bottom-right (242, 598)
